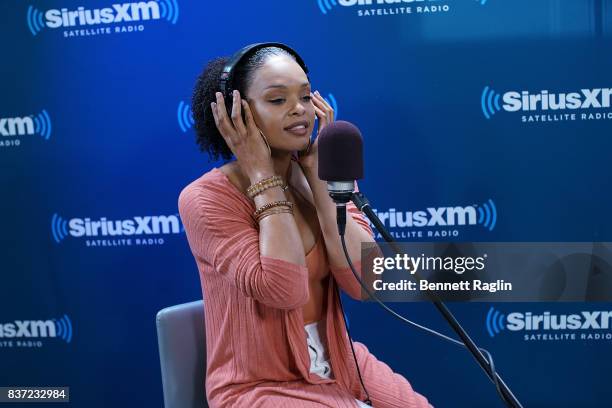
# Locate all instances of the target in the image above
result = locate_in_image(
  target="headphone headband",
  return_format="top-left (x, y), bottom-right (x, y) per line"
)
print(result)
top-left (219, 42), bottom-right (308, 99)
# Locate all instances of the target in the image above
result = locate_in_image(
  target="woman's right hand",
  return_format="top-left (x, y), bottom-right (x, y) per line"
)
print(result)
top-left (211, 90), bottom-right (274, 181)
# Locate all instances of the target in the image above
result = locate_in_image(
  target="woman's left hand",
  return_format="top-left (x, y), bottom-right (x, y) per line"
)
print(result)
top-left (297, 90), bottom-right (334, 170)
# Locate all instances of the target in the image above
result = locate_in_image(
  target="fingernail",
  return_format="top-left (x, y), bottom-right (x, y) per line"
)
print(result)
top-left (215, 92), bottom-right (221, 98)
top-left (315, 90), bottom-right (320, 95)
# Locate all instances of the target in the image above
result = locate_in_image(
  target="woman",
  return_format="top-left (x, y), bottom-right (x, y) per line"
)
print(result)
top-left (178, 44), bottom-right (432, 408)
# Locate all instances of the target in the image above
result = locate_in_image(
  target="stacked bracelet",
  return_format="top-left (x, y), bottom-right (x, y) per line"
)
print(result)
top-left (247, 175), bottom-right (287, 199)
top-left (256, 207), bottom-right (293, 222)
top-left (253, 200), bottom-right (294, 222)
top-left (253, 200), bottom-right (293, 218)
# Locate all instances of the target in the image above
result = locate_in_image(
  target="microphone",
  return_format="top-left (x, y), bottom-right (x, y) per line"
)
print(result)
top-left (317, 123), bottom-right (524, 408)
top-left (317, 120), bottom-right (364, 236)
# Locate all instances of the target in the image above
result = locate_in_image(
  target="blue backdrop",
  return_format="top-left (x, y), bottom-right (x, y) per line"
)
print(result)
top-left (2, 0), bottom-right (611, 407)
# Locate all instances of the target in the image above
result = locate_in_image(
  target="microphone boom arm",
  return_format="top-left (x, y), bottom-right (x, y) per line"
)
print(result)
top-left (350, 191), bottom-right (524, 408)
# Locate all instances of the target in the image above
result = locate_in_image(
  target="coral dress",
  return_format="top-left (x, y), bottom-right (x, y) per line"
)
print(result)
top-left (178, 165), bottom-right (433, 408)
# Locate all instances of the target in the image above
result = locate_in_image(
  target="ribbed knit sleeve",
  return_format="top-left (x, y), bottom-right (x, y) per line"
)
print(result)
top-left (178, 181), bottom-right (310, 310)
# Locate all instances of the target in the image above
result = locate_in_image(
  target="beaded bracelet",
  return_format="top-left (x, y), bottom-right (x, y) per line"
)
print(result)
top-left (253, 200), bottom-right (293, 219)
top-left (247, 175), bottom-right (287, 199)
top-left (256, 207), bottom-right (294, 222)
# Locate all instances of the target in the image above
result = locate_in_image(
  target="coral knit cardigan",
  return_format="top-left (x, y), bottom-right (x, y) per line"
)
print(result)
top-left (178, 166), bottom-right (432, 408)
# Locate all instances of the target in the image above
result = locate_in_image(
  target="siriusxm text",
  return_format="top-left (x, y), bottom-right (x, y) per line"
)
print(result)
top-left (372, 206), bottom-right (477, 227)
top-left (0, 320), bottom-right (56, 338)
top-left (507, 311), bottom-right (612, 331)
top-left (503, 88), bottom-right (612, 112)
top-left (68, 215), bottom-right (180, 237)
top-left (339, 0), bottom-right (438, 5)
top-left (45, 2), bottom-right (160, 28)
top-left (0, 117), bottom-right (34, 136)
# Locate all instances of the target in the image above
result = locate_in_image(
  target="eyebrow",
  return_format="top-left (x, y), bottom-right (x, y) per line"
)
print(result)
top-left (264, 82), bottom-right (310, 90)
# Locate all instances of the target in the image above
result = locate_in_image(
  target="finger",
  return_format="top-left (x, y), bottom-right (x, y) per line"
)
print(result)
top-left (241, 99), bottom-right (257, 132)
top-left (314, 105), bottom-right (328, 130)
top-left (313, 91), bottom-right (334, 122)
top-left (230, 90), bottom-right (247, 136)
top-left (214, 92), bottom-right (236, 136)
top-left (313, 91), bottom-right (331, 109)
top-left (211, 102), bottom-right (220, 127)
top-left (211, 102), bottom-right (235, 150)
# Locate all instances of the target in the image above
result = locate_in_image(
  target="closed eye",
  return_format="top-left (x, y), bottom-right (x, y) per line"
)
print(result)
top-left (269, 96), bottom-right (312, 104)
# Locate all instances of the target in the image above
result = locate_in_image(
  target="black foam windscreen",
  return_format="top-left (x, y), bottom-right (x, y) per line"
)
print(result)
top-left (317, 120), bottom-right (363, 181)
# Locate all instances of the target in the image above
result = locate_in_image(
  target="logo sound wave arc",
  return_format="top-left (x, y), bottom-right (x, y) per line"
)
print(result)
top-left (476, 199), bottom-right (497, 231)
top-left (51, 213), bottom-right (69, 244)
top-left (54, 315), bottom-right (73, 343)
top-left (157, 0), bottom-right (179, 24)
top-left (33, 110), bottom-right (52, 140)
top-left (27, 6), bottom-right (45, 36)
top-left (486, 307), bottom-right (506, 337)
top-left (177, 101), bottom-right (194, 132)
top-left (481, 86), bottom-right (502, 119)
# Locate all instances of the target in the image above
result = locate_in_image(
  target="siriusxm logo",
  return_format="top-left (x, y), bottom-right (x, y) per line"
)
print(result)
top-left (27, 1), bottom-right (179, 36)
top-left (51, 213), bottom-right (182, 244)
top-left (0, 110), bottom-right (52, 140)
top-left (481, 86), bottom-right (612, 120)
top-left (372, 199), bottom-right (497, 231)
top-left (0, 315), bottom-right (73, 343)
top-left (486, 307), bottom-right (612, 338)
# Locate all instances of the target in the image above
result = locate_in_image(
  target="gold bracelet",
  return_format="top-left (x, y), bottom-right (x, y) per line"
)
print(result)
top-left (247, 175), bottom-right (286, 199)
top-left (253, 200), bottom-right (293, 219)
top-left (251, 180), bottom-right (288, 199)
top-left (256, 207), bottom-right (294, 222)
top-left (247, 175), bottom-right (280, 197)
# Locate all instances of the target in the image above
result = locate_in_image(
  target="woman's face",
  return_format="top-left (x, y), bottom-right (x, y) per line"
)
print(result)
top-left (245, 55), bottom-right (315, 154)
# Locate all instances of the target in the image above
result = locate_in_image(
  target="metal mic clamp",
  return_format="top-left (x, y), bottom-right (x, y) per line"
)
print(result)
top-left (328, 181), bottom-right (354, 236)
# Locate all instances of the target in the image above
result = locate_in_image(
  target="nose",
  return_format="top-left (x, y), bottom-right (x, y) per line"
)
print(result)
top-left (289, 97), bottom-right (306, 116)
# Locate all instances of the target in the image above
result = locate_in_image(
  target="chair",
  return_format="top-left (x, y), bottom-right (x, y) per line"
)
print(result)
top-left (156, 300), bottom-right (209, 408)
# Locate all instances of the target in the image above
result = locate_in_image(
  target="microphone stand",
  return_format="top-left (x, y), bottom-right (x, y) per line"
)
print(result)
top-left (349, 191), bottom-right (524, 408)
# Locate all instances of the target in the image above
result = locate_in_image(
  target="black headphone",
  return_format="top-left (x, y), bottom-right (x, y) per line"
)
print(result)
top-left (218, 42), bottom-right (309, 116)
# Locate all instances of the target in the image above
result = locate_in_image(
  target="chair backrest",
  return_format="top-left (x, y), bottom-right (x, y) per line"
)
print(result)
top-left (156, 300), bottom-right (208, 408)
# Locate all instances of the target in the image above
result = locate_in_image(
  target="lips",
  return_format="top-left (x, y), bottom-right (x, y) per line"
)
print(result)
top-left (284, 121), bottom-right (309, 131)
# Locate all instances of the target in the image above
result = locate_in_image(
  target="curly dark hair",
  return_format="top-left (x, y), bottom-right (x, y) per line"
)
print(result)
top-left (191, 46), bottom-right (306, 161)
